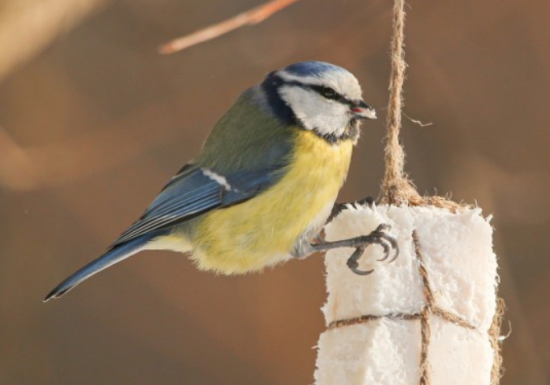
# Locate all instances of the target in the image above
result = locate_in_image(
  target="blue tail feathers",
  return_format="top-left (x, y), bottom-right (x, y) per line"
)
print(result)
top-left (44, 232), bottom-right (162, 302)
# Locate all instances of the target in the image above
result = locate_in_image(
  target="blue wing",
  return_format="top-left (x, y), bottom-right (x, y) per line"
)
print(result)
top-left (110, 163), bottom-right (286, 248)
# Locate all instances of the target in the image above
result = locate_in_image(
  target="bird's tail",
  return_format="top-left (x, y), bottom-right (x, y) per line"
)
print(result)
top-left (44, 232), bottom-right (162, 302)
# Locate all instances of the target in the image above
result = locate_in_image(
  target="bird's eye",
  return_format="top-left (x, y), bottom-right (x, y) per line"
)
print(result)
top-left (321, 87), bottom-right (338, 100)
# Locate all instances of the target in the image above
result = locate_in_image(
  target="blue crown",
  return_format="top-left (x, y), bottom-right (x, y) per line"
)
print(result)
top-left (283, 61), bottom-right (348, 77)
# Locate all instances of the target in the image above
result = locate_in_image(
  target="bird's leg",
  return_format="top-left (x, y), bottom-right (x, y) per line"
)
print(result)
top-left (311, 224), bottom-right (399, 275)
top-left (326, 196), bottom-right (375, 224)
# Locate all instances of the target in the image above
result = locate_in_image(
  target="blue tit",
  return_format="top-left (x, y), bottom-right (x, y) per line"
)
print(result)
top-left (44, 61), bottom-right (385, 302)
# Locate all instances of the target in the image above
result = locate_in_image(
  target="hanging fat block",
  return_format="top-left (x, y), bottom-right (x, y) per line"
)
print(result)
top-left (314, 203), bottom-right (500, 385)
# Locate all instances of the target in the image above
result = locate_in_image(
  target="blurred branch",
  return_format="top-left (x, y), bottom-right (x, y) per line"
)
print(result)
top-left (0, 125), bottom-right (36, 190)
top-left (0, 0), bottom-right (110, 84)
top-left (158, 0), bottom-right (301, 55)
top-left (0, 101), bottom-right (182, 192)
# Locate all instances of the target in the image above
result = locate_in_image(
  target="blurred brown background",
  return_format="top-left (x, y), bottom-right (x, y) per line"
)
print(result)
top-left (0, 0), bottom-right (548, 384)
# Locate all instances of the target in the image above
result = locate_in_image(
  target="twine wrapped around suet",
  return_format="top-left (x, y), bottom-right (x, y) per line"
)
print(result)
top-left (313, 1), bottom-right (504, 384)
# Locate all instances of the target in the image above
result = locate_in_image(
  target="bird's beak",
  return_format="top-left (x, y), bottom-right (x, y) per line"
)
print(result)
top-left (351, 100), bottom-right (377, 120)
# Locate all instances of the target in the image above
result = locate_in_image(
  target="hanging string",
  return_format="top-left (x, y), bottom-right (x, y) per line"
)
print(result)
top-left (380, 0), bottom-right (420, 205)
top-left (380, 0), bottom-right (464, 211)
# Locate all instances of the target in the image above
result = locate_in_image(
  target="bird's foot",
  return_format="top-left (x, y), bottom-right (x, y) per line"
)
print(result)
top-left (311, 224), bottom-right (399, 275)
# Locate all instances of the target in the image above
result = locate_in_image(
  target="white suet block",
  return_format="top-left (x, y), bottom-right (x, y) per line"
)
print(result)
top-left (314, 204), bottom-right (498, 385)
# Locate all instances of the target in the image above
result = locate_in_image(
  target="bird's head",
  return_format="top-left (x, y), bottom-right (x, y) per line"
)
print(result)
top-left (259, 61), bottom-right (376, 142)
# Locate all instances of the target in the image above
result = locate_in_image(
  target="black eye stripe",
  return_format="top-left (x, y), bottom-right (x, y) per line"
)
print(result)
top-left (309, 85), bottom-right (346, 103)
top-left (275, 77), bottom-right (353, 106)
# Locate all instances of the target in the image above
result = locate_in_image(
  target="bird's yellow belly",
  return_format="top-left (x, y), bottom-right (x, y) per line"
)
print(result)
top-left (192, 131), bottom-right (353, 274)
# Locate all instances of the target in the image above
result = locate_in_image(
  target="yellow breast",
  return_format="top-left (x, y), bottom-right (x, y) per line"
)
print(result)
top-left (192, 130), bottom-right (354, 274)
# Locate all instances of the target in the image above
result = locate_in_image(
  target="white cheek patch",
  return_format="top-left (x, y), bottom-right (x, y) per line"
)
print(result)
top-left (279, 86), bottom-right (350, 137)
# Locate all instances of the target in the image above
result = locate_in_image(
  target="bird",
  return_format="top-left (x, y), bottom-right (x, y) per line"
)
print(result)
top-left (44, 61), bottom-right (398, 302)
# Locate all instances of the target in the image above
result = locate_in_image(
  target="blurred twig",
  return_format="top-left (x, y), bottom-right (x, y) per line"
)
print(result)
top-left (158, 0), bottom-right (301, 55)
top-left (0, 0), bottom-right (109, 84)
top-left (0, 125), bottom-right (36, 190)
top-left (0, 101), bottom-right (182, 191)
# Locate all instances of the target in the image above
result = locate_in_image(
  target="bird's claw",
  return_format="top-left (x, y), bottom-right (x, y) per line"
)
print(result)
top-left (346, 246), bottom-right (373, 275)
top-left (346, 224), bottom-right (400, 275)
